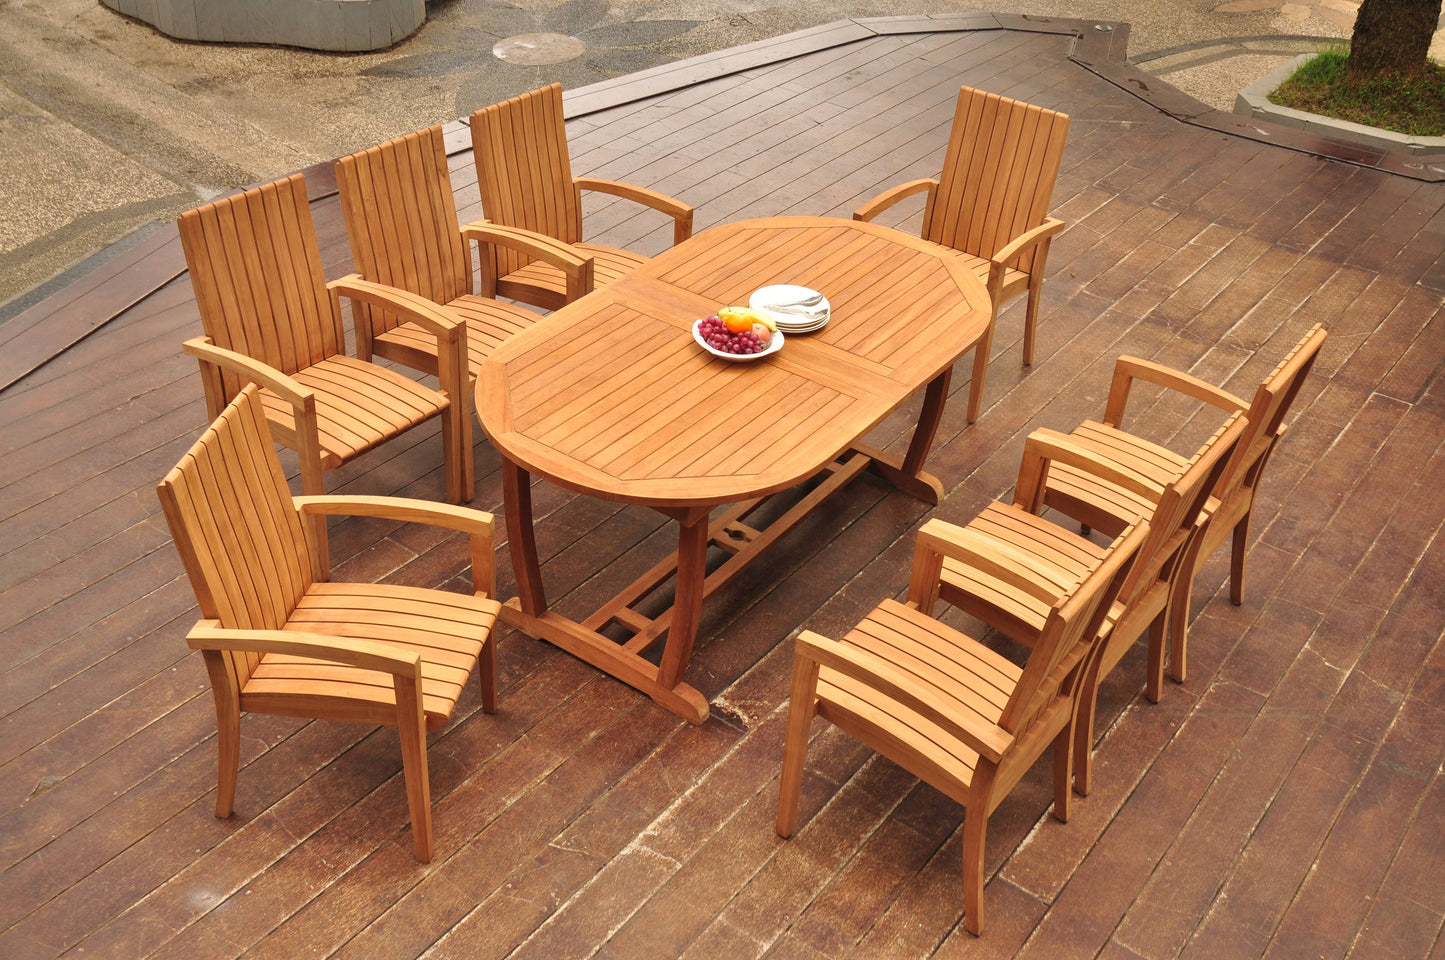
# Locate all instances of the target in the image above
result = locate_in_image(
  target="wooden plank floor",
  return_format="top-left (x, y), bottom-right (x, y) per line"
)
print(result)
top-left (3, 23), bottom-right (1444, 959)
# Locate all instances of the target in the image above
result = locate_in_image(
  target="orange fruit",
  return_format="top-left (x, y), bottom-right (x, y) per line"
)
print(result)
top-left (723, 311), bottom-right (753, 334)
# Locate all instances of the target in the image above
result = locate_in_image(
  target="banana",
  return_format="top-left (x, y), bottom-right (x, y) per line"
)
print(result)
top-left (719, 305), bottom-right (776, 331)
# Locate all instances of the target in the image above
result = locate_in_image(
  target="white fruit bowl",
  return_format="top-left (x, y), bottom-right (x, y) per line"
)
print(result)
top-left (692, 319), bottom-right (784, 362)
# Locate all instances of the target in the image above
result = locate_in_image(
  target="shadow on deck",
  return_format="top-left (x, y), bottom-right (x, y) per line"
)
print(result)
top-left (1, 16), bottom-right (1442, 960)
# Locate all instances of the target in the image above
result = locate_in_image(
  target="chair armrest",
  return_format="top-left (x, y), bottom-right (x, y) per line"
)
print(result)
top-left (188, 619), bottom-right (421, 677)
top-left (1014, 427), bottom-right (1162, 513)
top-left (1103, 356), bottom-right (1249, 428)
top-left (907, 516), bottom-right (1066, 613)
top-left (182, 336), bottom-right (312, 408)
top-left (991, 217), bottom-right (1066, 268)
top-left (795, 630), bottom-right (1013, 763)
top-left (912, 517), bottom-right (1006, 573)
top-left (294, 494), bottom-right (496, 597)
top-left (294, 494), bottom-right (493, 532)
top-left (461, 221), bottom-right (590, 269)
top-left (986, 218), bottom-right (1066, 303)
top-left (460, 221), bottom-right (596, 301)
top-left (853, 179), bottom-right (937, 223)
top-left (328, 275), bottom-right (462, 340)
top-left (574, 177), bottom-right (694, 244)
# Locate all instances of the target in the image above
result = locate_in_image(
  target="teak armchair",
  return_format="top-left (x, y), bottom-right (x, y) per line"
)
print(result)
top-left (855, 85), bottom-right (1071, 423)
top-left (468, 82), bottom-right (694, 309)
top-left (1033, 325), bottom-right (1326, 688)
top-left (178, 173), bottom-right (473, 526)
top-left (335, 124), bottom-right (596, 381)
top-left (157, 385), bottom-right (502, 863)
top-left (931, 412), bottom-right (1247, 795)
top-left (777, 517), bottom-right (1149, 935)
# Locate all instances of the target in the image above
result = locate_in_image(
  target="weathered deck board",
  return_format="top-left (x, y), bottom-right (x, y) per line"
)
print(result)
top-left (2, 22), bottom-right (1443, 960)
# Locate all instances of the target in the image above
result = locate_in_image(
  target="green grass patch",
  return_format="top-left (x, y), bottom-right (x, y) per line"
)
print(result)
top-left (1269, 47), bottom-right (1445, 137)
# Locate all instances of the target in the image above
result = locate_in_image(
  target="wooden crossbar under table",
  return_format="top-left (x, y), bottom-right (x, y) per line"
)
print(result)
top-left (476, 217), bottom-right (992, 723)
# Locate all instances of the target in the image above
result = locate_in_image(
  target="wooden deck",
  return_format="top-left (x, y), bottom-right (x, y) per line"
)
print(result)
top-left (3, 18), bottom-right (1444, 959)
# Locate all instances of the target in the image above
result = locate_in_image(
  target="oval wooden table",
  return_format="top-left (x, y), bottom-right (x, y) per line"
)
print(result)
top-left (477, 216), bottom-right (992, 723)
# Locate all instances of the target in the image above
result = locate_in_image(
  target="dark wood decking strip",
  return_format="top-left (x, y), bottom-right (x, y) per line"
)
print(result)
top-left (3, 25), bottom-right (1445, 960)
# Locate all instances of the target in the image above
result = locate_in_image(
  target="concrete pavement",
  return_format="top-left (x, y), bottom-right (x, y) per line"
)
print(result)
top-left (0, 0), bottom-right (1374, 315)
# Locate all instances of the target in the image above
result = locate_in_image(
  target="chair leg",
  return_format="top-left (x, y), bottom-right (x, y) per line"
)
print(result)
top-left (394, 677), bottom-right (434, 863)
top-left (201, 651), bottom-right (241, 818)
top-left (905, 533), bottom-right (946, 618)
top-left (1145, 612), bottom-right (1168, 704)
top-left (479, 633), bottom-right (498, 715)
top-left (441, 406), bottom-right (471, 505)
top-left (776, 648), bottom-right (821, 838)
top-left (295, 412), bottom-right (326, 499)
top-left (460, 406), bottom-right (476, 502)
top-left (1168, 581), bottom-right (1193, 688)
top-left (439, 348), bottom-right (474, 505)
top-left (1230, 515), bottom-right (1250, 605)
top-left (1072, 654), bottom-right (1104, 797)
top-left (1023, 274), bottom-right (1043, 366)
top-left (1052, 723), bottom-right (1074, 822)
top-left (195, 358), bottom-right (228, 421)
top-left (1166, 527), bottom-right (1210, 688)
top-left (214, 713), bottom-right (240, 818)
top-left (961, 791), bottom-right (992, 935)
top-left (966, 315), bottom-right (997, 424)
top-left (1168, 552), bottom-right (1204, 688)
top-left (294, 416), bottom-right (330, 578)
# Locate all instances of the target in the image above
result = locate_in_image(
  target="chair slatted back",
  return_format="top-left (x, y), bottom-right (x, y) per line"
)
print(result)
top-left (336, 125), bottom-right (472, 334)
top-left (925, 86), bottom-right (1070, 272)
top-left (178, 174), bottom-right (342, 401)
top-left (1116, 412), bottom-right (1249, 610)
top-left (998, 520), bottom-right (1149, 734)
top-left (469, 83), bottom-right (581, 278)
top-left (157, 385), bottom-right (315, 687)
top-left (1216, 325), bottom-right (1327, 506)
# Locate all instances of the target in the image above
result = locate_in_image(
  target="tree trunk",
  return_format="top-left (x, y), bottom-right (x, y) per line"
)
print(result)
top-left (1347, 0), bottom-right (1442, 77)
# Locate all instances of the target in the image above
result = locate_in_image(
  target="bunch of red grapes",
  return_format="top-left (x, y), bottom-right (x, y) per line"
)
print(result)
top-left (698, 316), bottom-right (767, 355)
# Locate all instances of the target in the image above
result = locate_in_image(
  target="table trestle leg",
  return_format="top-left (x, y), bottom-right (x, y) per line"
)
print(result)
top-left (592, 454), bottom-right (872, 660)
top-left (854, 368), bottom-right (952, 505)
top-left (500, 600), bottom-right (711, 723)
top-left (582, 497), bottom-right (768, 637)
top-left (502, 443), bottom-right (914, 724)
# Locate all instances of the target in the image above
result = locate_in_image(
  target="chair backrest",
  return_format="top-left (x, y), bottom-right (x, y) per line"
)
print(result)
top-left (1215, 324), bottom-right (1327, 506)
top-left (924, 85), bottom-right (1070, 272)
top-left (1116, 411), bottom-right (1249, 611)
top-left (156, 385), bottom-right (315, 686)
top-left (469, 83), bottom-right (581, 278)
top-left (335, 125), bottom-right (472, 335)
top-left (178, 174), bottom-right (344, 401)
top-left (999, 520), bottom-right (1150, 734)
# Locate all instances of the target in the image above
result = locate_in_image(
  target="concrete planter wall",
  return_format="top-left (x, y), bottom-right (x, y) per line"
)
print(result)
top-left (102, 0), bottom-right (425, 52)
top-left (1236, 53), bottom-right (1445, 157)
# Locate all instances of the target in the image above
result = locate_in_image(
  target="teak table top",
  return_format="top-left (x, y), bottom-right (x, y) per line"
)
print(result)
top-left (477, 217), bottom-right (993, 508)
top-left (476, 216), bottom-right (991, 722)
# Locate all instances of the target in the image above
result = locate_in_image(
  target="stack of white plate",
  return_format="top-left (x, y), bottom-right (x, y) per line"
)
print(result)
top-left (750, 285), bottom-right (830, 334)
